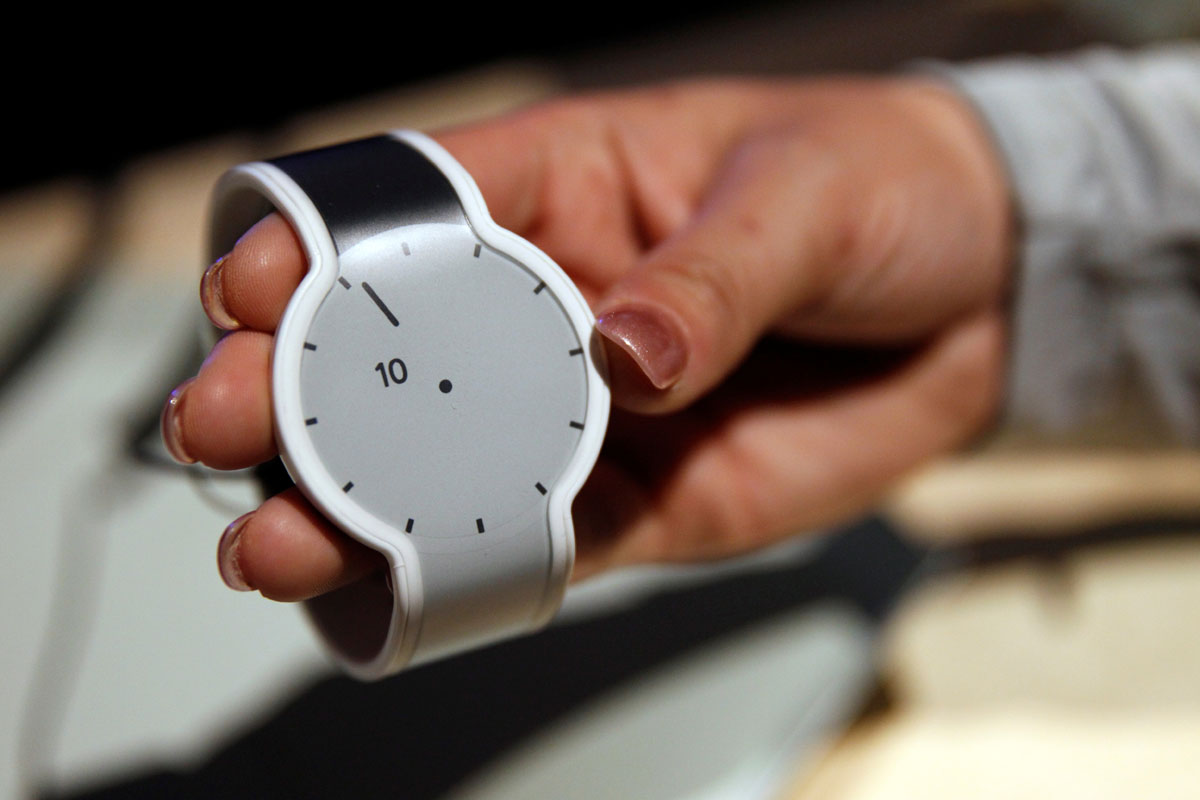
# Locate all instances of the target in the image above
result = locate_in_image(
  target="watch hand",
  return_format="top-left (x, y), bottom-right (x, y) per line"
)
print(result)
top-left (361, 281), bottom-right (400, 327)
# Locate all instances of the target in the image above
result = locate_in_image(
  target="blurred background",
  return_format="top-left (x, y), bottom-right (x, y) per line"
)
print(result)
top-left (3, 1), bottom-right (1199, 798)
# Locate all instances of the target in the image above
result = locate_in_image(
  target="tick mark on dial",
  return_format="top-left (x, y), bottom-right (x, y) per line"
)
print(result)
top-left (569, 347), bottom-right (583, 357)
top-left (405, 519), bottom-right (414, 533)
top-left (569, 420), bottom-right (584, 430)
top-left (338, 277), bottom-right (351, 289)
top-left (304, 342), bottom-right (318, 351)
top-left (362, 281), bottom-right (399, 327)
top-left (476, 518), bottom-right (486, 534)
top-left (305, 417), bottom-right (318, 426)
top-left (533, 281), bottom-right (546, 295)
top-left (535, 482), bottom-right (547, 495)
top-left (439, 379), bottom-right (453, 394)
top-left (473, 243), bottom-right (481, 258)
top-left (342, 481), bottom-right (354, 492)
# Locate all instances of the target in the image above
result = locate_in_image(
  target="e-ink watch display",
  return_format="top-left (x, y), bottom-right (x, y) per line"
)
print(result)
top-left (209, 131), bottom-right (610, 679)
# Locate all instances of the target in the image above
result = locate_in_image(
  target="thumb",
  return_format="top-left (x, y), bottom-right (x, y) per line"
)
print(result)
top-left (594, 133), bottom-right (837, 413)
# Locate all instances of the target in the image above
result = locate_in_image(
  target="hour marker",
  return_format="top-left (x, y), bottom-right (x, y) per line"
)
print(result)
top-left (402, 242), bottom-right (411, 256)
top-left (338, 276), bottom-right (351, 289)
top-left (343, 481), bottom-right (354, 492)
top-left (305, 417), bottom-right (318, 426)
top-left (439, 379), bottom-right (453, 394)
top-left (473, 243), bottom-right (481, 257)
top-left (405, 519), bottom-right (414, 534)
top-left (476, 518), bottom-right (485, 534)
top-left (569, 347), bottom-right (583, 356)
top-left (533, 281), bottom-right (546, 294)
top-left (569, 420), bottom-right (584, 430)
top-left (362, 281), bottom-right (399, 327)
top-left (535, 482), bottom-right (547, 495)
top-left (304, 342), bottom-right (318, 351)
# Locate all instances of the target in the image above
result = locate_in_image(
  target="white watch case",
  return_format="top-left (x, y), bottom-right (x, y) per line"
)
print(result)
top-left (209, 131), bottom-right (609, 678)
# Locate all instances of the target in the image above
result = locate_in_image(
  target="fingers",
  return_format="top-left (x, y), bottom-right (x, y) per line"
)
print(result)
top-left (219, 488), bottom-right (385, 601)
top-left (594, 130), bottom-right (838, 414)
top-left (589, 81), bottom-right (1012, 417)
top-left (574, 311), bottom-right (1005, 575)
top-left (436, 106), bottom-right (648, 295)
top-left (162, 331), bottom-right (276, 469)
top-left (436, 122), bottom-right (549, 237)
top-left (201, 212), bottom-right (306, 332)
top-left (191, 216), bottom-right (384, 602)
top-left (571, 456), bottom-right (661, 581)
top-left (180, 212), bottom-right (304, 469)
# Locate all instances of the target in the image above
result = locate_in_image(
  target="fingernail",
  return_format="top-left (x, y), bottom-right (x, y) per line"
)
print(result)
top-left (596, 306), bottom-right (688, 390)
top-left (200, 253), bottom-right (240, 330)
top-left (160, 378), bottom-right (197, 465)
top-left (218, 512), bottom-right (254, 592)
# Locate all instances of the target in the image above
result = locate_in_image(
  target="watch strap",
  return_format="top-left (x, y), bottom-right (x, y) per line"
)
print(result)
top-left (269, 135), bottom-right (468, 253)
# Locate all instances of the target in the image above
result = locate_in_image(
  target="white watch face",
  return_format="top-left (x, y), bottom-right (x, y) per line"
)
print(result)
top-left (295, 223), bottom-right (591, 544)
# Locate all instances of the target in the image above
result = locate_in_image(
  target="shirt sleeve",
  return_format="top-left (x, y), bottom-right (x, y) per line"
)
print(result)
top-left (937, 45), bottom-right (1200, 444)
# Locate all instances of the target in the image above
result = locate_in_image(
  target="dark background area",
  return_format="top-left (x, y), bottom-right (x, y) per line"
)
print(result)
top-left (6, 0), bottom-right (1116, 193)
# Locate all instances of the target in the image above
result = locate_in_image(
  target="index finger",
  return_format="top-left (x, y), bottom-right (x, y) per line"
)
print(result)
top-left (201, 211), bottom-right (306, 333)
top-left (436, 121), bottom-right (547, 236)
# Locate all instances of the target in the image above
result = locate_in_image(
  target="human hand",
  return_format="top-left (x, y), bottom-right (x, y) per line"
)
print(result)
top-left (162, 77), bottom-right (1011, 599)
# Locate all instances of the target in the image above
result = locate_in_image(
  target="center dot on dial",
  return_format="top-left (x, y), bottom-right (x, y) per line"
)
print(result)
top-left (439, 379), bottom-right (453, 394)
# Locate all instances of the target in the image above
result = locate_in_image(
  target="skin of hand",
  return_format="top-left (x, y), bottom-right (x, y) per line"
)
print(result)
top-left (161, 77), bottom-right (1012, 601)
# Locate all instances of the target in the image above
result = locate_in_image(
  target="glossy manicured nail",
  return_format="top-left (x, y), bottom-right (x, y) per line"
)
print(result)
top-left (218, 512), bottom-right (254, 592)
top-left (596, 306), bottom-right (688, 390)
top-left (160, 378), bottom-right (196, 465)
top-left (200, 253), bottom-right (240, 330)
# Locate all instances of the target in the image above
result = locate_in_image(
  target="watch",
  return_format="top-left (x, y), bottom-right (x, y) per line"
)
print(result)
top-left (208, 131), bottom-right (609, 679)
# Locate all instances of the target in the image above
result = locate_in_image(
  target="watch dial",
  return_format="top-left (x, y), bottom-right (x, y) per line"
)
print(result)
top-left (297, 223), bottom-right (590, 542)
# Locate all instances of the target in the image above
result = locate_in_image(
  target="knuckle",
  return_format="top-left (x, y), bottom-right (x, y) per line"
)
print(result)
top-left (656, 250), bottom-right (749, 341)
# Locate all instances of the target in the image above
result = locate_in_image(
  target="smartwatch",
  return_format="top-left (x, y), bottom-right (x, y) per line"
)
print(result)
top-left (209, 131), bottom-right (609, 679)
